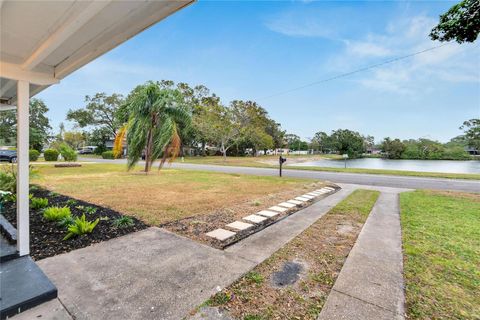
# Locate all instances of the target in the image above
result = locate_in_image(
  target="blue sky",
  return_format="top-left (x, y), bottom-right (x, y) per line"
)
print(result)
top-left (37, 0), bottom-right (480, 143)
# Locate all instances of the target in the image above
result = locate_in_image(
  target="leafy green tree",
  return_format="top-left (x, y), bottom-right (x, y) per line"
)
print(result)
top-left (460, 118), bottom-right (480, 150)
top-left (381, 138), bottom-right (406, 159)
top-left (311, 131), bottom-right (330, 153)
top-left (121, 82), bottom-right (191, 172)
top-left (63, 131), bottom-right (86, 150)
top-left (196, 102), bottom-right (241, 160)
top-left (265, 119), bottom-right (285, 151)
top-left (0, 99), bottom-right (52, 151)
top-left (330, 129), bottom-right (365, 157)
top-left (230, 100), bottom-right (275, 156)
top-left (67, 93), bottom-right (124, 148)
top-left (430, 0), bottom-right (480, 43)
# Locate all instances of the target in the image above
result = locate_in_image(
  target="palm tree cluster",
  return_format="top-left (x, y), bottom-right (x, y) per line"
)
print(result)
top-left (114, 82), bottom-right (191, 173)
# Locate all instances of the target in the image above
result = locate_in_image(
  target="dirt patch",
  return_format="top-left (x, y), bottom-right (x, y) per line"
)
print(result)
top-left (199, 189), bottom-right (380, 319)
top-left (1, 188), bottom-right (147, 260)
top-left (161, 182), bottom-right (328, 248)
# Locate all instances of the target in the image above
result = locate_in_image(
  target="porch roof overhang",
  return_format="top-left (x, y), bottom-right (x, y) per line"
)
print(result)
top-left (0, 0), bottom-right (194, 107)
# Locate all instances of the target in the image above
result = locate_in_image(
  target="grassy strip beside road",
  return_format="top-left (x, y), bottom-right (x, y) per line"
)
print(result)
top-left (31, 163), bottom-right (319, 226)
top-left (400, 190), bottom-right (480, 319)
top-left (179, 156), bottom-right (480, 180)
top-left (199, 189), bottom-right (380, 320)
top-left (290, 165), bottom-right (480, 180)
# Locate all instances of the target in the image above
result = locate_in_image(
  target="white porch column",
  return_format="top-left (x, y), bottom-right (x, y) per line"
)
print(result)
top-left (16, 80), bottom-right (30, 256)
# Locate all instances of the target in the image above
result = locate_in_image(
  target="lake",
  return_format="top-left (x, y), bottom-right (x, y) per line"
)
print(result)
top-left (289, 158), bottom-right (480, 174)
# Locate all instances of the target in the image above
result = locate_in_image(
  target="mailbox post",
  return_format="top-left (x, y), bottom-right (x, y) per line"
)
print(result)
top-left (343, 153), bottom-right (349, 168)
top-left (279, 156), bottom-right (287, 177)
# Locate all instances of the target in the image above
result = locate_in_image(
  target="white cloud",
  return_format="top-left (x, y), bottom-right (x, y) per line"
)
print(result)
top-left (264, 13), bottom-right (335, 38)
top-left (332, 15), bottom-right (480, 94)
top-left (345, 40), bottom-right (392, 57)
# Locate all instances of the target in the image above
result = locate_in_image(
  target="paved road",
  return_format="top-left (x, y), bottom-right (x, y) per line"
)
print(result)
top-left (80, 158), bottom-right (479, 192)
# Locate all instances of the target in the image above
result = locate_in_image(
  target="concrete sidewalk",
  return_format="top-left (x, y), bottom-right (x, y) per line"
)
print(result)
top-left (318, 190), bottom-right (405, 320)
top-left (12, 188), bottom-right (353, 320)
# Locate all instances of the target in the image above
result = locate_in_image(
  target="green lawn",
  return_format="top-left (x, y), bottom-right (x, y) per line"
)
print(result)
top-left (176, 156), bottom-right (480, 180)
top-left (400, 190), bottom-right (480, 319)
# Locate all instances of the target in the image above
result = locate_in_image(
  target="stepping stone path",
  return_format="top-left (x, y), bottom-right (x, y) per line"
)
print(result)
top-left (226, 221), bottom-right (254, 231)
top-left (206, 228), bottom-right (236, 241)
top-left (278, 202), bottom-right (296, 208)
top-left (301, 195), bottom-right (315, 199)
top-left (243, 214), bottom-right (268, 223)
top-left (256, 210), bottom-right (280, 218)
top-left (269, 206), bottom-right (288, 213)
top-left (295, 196), bottom-right (310, 202)
top-left (205, 186), bottom-right (339, 245)
top-left (287, 199), bottom-right (303, 205)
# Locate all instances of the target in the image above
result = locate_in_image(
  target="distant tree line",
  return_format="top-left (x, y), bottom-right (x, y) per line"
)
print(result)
top-left (1, 82), bottom-right (477, 164)
top-left (63, 80), bottom-right (285, 162)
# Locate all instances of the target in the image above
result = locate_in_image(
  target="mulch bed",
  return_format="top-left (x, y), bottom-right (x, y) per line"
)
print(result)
top-left (1, 187), bottom-right (148, 260)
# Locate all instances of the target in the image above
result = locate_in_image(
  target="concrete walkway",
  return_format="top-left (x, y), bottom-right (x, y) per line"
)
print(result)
top-left (318, 189), bottom-right (406, 320)
top-left (12, 188), bottom-right (354, 320)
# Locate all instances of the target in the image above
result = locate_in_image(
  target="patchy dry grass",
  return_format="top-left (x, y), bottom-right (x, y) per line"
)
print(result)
top-left (202, 189), bottom-right (380, 319)
top-left (400, 190), bottom-right (480, 319)
top-left (32, 163), bottom-right (321, 226)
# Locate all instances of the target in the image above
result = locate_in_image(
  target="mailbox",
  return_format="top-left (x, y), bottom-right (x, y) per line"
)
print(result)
top-left (279, 156), bottom-right (287, 177)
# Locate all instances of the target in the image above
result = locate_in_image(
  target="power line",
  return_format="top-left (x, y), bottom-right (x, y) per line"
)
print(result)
top-left (257, 43), bottom-right (450, 101)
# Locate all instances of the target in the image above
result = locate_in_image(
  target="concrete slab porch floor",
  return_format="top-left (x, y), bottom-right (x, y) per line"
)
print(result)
top-left (11, 184), bottom-right (407, 320)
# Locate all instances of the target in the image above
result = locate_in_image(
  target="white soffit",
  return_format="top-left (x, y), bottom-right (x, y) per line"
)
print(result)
top-left (0, 0), bottom-right (194, 104)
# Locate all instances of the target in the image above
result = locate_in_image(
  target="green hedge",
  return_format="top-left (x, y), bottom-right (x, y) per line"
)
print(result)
top-left (29, 149), bottom-right (40, 161)
top-left (59, 144), bottom-right (77, 162)
top-left (102, 151), bottom-right (115, 159)
top-left (44, 149), bottom-right (59, 161)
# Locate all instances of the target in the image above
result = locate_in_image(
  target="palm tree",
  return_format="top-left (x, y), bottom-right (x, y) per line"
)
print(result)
top-left (115, 82), bottom-right (191, 173)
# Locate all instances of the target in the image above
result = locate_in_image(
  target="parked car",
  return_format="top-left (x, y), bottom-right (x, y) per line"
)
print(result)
top-left (77, 146), bottom-right (97, 154)
top-left (0, 150), bottom-right (17, 163)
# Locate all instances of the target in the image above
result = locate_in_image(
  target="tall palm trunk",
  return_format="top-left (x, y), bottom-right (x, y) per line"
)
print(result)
top-left (145, 128), bottom-right (153, 173)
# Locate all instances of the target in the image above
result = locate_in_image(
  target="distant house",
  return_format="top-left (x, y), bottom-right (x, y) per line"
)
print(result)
top-left (465, 146), bottom-right (479, 155)
top-left (366, 147), bottom-right (382, 155)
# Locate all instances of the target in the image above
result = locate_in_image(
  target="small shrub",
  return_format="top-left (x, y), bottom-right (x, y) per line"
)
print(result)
top-left (44, 149), bottom-right (59, 161)
top-left (0, 167), bottom-right (16, 193)
top-left (101, 151), bottom-right (115, 159)
top-left (48, 191), bottom-right (59, 197)
top-left (0, 191), bottom-right (13, 203)
top-left (63, 214), bottom-right (99, 240)
top-left (59, 144), bottom-right (77, 162)
top-left (29, 185), bottom-right (39, 192)
top-left (3, 193), bottom-right (16, 203)
top-left (43, 206), bottom-right (71, 221)
top-left (29, 149), bottom-right (40, 161)
top-left (30, 197), bottom-right (49, 209)
top-left (208, 292), bottom-right (232, 305)
top-left (65, 199), bottom-right (77, 206)
top-left (83, 206), bottom-right (97, 215)
top-left (245, 271), bottom-right (264, 284)
top-left (57, 216), bottom-right (75, 228)
top-left (112, 216), bottom-right (134, 228)
top-left (252, 200), bottom-right (262, 207)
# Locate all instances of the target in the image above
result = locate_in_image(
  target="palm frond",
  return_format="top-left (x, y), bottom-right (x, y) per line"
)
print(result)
top-left (113, 124), bottom-right (128, 159)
